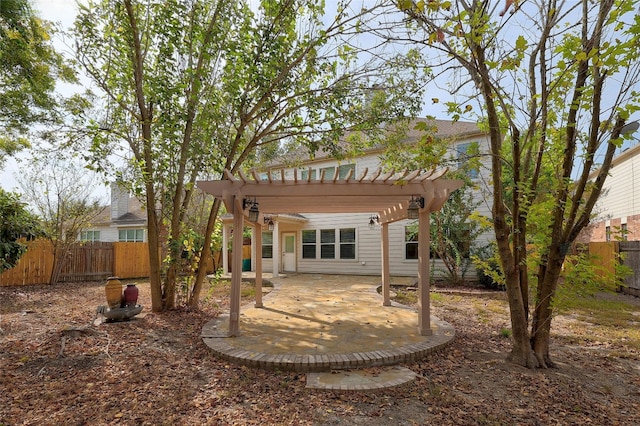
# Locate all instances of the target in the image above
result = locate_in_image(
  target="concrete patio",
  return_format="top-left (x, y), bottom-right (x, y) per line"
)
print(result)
top-left (201, 273), bottom-right (455, 372)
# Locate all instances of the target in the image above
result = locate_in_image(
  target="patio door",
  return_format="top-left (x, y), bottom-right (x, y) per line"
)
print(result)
top-left (282, 233), bottom-right (296, 272)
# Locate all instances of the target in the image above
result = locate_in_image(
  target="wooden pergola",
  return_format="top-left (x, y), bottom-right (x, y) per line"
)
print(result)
top-left (197, 167), bottom-right (463, 337)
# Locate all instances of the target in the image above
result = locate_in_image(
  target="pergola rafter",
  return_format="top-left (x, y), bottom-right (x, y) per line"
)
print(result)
top-left (197, 168), bottom-right (463, 337)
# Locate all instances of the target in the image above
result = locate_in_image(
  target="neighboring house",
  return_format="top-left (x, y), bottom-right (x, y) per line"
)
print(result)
top-left (78, 183), bottom-right (147, 243)
top-left (578, 142), bottom-right (640, 243)
top-left (221, 119), bottom-right (493, 278)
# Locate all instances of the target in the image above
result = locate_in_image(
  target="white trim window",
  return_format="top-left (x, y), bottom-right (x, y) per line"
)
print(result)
top-left (300, 169), bottom-right (317, 181)
top-left (79, 230), bottom-right (101, 242)
top-left (339, 228), bottom-right (356, 259)
top-left (119, 228), bottom-right (144, 242)
top-left (302, 230), bottom-right (316, 259)
top-left (456, 142), bottom-right (479, 179)
top-left (319, 166), bottom-right (335, 180)
top-left (405, 226), bottom-right (418, 260)
top-left (302, 228), bottom-right (356, 260)
top-left (262, 231), bottom-right (273, 258)
top-left (338, 164), bottom-right (356, 179)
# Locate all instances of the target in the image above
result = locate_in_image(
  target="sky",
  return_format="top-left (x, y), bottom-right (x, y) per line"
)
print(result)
top-left (2, 0), bottom-right (639, 196)
top-left (0, 0), bottom-right (81, 194)
top-left (0, 0), bottom-right (453, 196)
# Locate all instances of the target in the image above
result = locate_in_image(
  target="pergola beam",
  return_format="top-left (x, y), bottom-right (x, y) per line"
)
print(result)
top-left (198, 168), bottom-right (463, 337)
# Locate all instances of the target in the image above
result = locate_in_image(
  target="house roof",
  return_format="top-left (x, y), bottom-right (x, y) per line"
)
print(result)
top-left (93, 197), bottom-right (146, 227)
top-left (269, 118), bottom-right (484, 168)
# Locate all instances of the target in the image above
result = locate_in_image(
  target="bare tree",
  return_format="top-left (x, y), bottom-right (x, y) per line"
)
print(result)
top-left (18, 151), bottom-right (106, 284)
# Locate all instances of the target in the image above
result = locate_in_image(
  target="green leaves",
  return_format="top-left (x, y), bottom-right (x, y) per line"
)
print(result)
top-left (0, 0), bottom-right (75, 143)
top-left (0, 188), bottom-right (42, 272)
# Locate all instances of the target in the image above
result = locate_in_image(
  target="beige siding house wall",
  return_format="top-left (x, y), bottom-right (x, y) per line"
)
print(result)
top-left (579, 143), bottom-right (640, 242)
top-left (237, 119), bottom-right (494, 278)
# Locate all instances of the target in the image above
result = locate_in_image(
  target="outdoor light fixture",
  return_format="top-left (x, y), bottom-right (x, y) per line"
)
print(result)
top-left (264, 216), bottom-right (274, 231)
top-left (407, 196), bottom-right (425, 220)
top-left (243, 198), bottom-right (260, 222)
top-left (368, 215), bottom-right (379, 230)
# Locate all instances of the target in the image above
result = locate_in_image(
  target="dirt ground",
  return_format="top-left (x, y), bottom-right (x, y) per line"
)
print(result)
top-left (1, 279), bottom-right (639, 425)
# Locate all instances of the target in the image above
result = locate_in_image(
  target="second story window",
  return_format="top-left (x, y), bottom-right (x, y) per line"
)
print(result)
top-left (456, 142), bottom-right (479, 179)
top-left (337, 164), bottom-right (356, 179)
top-left (300, 169), bottom-right (317, 181)
top-left (319, 166), bottom-right (335, 180)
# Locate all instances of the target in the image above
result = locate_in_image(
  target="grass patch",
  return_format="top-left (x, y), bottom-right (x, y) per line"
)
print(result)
top-left (561, 296), bottom-right (638, 327)
top-left (205, 279), bottom-right (270, 303)
top-left (393, 287), bottom-right (417, 305)
top-left (500, 328), bottom-right (512, 338)
top-left (557, 294), bottom-right (640, 350)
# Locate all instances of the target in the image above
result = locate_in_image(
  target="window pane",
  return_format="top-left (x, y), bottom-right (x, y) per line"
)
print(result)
top-left (302, 230), bottom-right (316, 243)
top-left (320, 167), bottom-right (335, 180)
top-left (262, 232), bottom-right (273, 245)
top-left (119, 230), bottom-right (126, 241)
top-left (340, 228), bottom-right (355, 243)
top-left (338, 164), bottom-right (356, 179)
top-left (302, 245), bottom-right (316, 259)
top-left (406, 242), bottom-right (418, 260)
top-left (405, 226), bottom-right (418, 242)
top-left (456, 142), bottom-right (479, 179)
top-left (321, 244), bottom-right (335, 259)
top-left (340, 244), bottom-right (355, 259)
top-left (285, 235), bottom-right (295, 252)
top-left (320, 229), bottom-right (335, 243)
top-left (261, 231), bottom-right (273, 259)
top-left (135, 229), bottom-right (144, 241)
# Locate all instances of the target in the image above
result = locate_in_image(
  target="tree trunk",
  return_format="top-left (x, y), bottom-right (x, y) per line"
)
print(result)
top-left (188, 198), bottom-right (222, 308)
top-left (497, 236), bottom-right (538, 368)
top-left (162, 248), bottom-right (179, 310)
top-left (531, 243), bottom-right (565, 368)
top-left (146, 193), bottom-right (163, 312)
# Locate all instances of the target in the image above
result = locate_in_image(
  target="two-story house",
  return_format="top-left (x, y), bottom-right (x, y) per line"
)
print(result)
top-left (78, 183), bottom-right (147, 243)
top-left (218, 119), bottom-right (493, 278)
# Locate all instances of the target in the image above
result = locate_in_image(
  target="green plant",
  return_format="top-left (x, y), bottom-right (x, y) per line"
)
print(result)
top-left (473, 243), bottom-right (505, 291)
top-left (0, 188), bottom-right (42, 272)
top-left (500, 328), bottom-right (512, 338)
top-left (554, 251), bottom-right (632, 314)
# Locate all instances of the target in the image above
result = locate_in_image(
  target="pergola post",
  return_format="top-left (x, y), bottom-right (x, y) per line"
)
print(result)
top-left (197, 168), bottom-right (463, 337)
top-left (418, 207), bottom-right (432, 336)
top-left (250, 227), bottom-right (256, 271)
top-left (255, 225), bottom-right (263, 308)
top-left (272, 220), bottom-right (280, 277)
top-left (229, 196), bottom-right (244, 337)
top-left (222, 223), bottom-right (229, 274)
top-left (381, 222), bottom-right (391, 306)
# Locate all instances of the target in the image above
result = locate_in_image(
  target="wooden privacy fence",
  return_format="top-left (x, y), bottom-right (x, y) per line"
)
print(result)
top-left (0, 240), bottom-right (151, 286)
top-left (58, 242), bottom-right (114, 282)
top-left (0, 239), bottom-right (54, 286)
top-left (575, 241), bottom-right (640, 297)
top-left (620, 241), bottom-right (640, 297)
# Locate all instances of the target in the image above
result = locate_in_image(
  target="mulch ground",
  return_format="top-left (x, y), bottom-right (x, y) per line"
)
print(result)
top-left (1, 280), bottom-right (639, 425)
